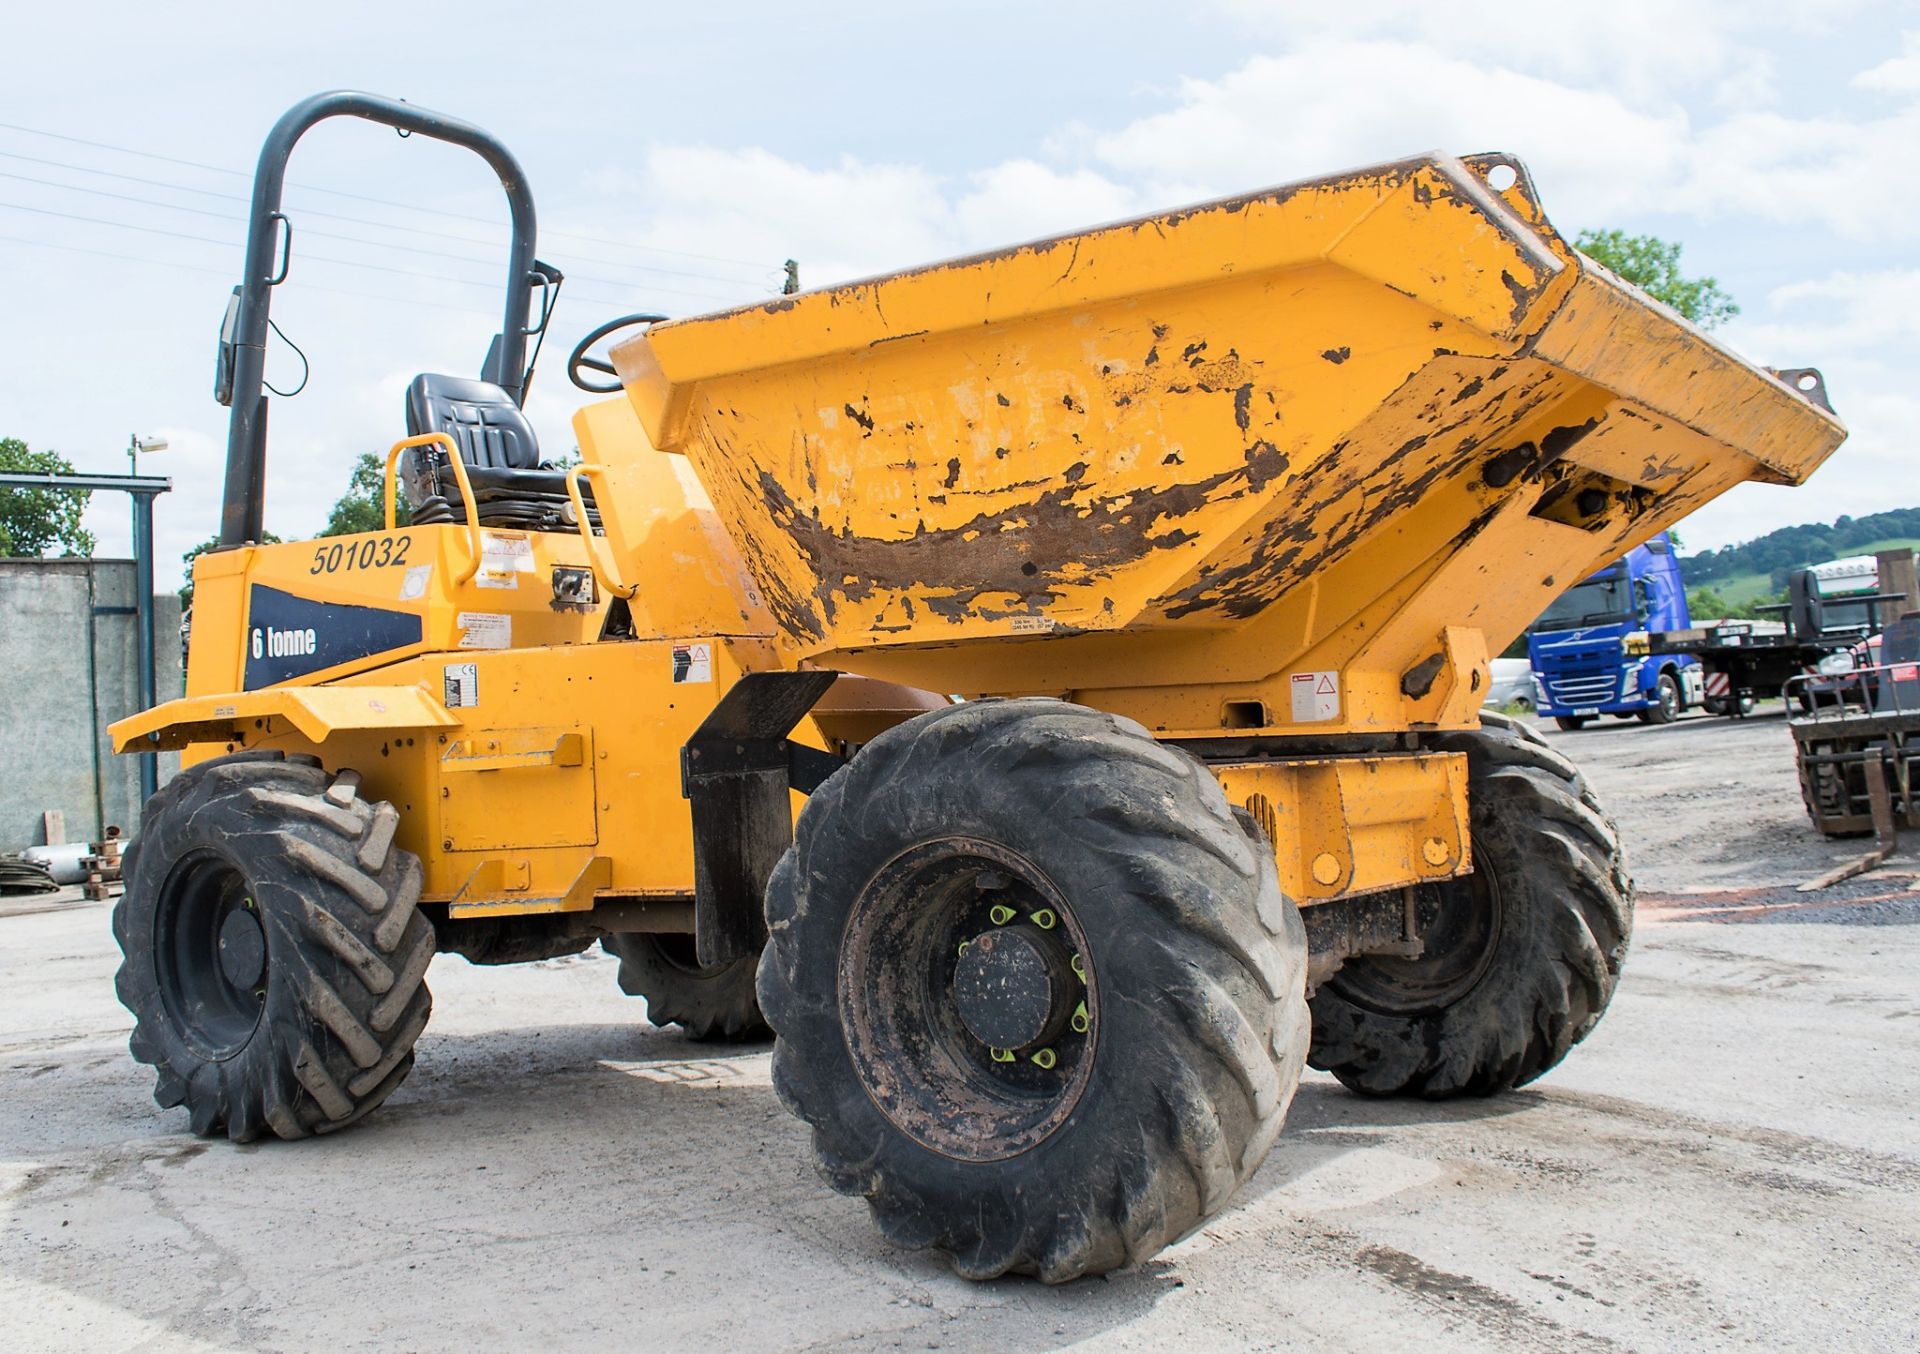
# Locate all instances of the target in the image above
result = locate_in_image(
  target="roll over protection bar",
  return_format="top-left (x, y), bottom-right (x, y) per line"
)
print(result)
top-left (218, 91), bottom-right (539, 547)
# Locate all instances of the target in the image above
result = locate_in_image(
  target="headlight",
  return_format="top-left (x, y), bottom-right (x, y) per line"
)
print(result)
top-left (1816, 651), bottom-right (1856, 676)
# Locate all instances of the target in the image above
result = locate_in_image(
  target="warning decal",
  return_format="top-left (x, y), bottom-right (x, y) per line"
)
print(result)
top-left (1290, 671), bottom-right (1340, 723)
top-left (456, 612), bottom-right (512, 649)
top-left (672, 642), bottom-right (714, 684)
top-left (476, 531), bottom-right (535, 591)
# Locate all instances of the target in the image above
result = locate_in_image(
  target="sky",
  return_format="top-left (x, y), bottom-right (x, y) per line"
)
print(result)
top-left (2, 1), bottom-right (1914, 585)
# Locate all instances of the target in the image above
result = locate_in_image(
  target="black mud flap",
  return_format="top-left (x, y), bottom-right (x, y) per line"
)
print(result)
top-left (681, 670), bottom-right (841, 967)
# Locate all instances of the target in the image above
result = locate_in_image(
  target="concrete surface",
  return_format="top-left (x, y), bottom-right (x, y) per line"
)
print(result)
top-left (2, 707), bottom-right (1916, 1351)
top-left (0, 558), bottom-right (183, 852)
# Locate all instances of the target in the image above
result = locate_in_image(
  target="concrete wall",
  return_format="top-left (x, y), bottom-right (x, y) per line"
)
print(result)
top-left (0, 560), bottom-right (183, 851)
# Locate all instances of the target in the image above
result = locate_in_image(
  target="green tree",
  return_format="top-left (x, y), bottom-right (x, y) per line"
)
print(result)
top-left (179, 532), bottom-right (281, 609)
top-left (0, 437), bottom-right (96, 557)
top-left (1574, 229), bottom-right (1739, 329)
top-left (321, 452), bottom-right (410, 537)
top-left (1686, 586), bottom-right (1780, 622)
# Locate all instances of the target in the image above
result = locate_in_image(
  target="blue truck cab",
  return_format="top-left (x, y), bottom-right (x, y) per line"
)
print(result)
top-left (1528, 532), bottom-right (1703, 729)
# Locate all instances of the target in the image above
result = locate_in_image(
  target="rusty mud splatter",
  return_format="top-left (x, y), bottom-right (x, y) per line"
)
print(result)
top-left (1162, 364), bottom-right (1569, 619)
top-left (748, 438), bottom-right (1281, 635)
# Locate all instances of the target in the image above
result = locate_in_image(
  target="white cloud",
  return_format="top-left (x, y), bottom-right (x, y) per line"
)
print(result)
top-left (1853, 29), bottom-right (1920, 93)
top-left (953, 160), bottom-right (1140, 248)
top-left (583, 147), bottom-right (953, 287)
top-left (1083, 44), bottom-right (1691, 223)
top-left (1738, 268), bottom-right (1920, 354)
top-left (1206, 1), bottom-right (1855, 104)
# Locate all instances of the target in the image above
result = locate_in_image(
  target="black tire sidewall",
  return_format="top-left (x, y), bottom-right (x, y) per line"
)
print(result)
top-left (1656, 673), bottom-right (1681, 722)
top-left (603, 934), bottom-right (768, 1040)
top-left (1309, 721), bottom-right (1630, 1097)
top-left (761, 700), bottom-right (1306, 1272)
top-left (117, 763), bottom-right (321, 1105)
top-left (114, 754), bottom-right (432, 1140)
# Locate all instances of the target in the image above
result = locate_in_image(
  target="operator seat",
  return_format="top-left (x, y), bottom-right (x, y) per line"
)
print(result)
top-left (401, 373), bottom-right (597, 531)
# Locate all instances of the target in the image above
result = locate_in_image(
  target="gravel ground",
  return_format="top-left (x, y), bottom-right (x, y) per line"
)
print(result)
top-left (2, 704), bottom-right (1916, 1351)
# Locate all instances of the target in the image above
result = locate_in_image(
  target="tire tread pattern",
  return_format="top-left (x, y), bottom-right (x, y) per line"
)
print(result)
top-left (758, 698), bottom-right (1310, 1282)
top-left (113, 752), bottom-right (433, 1140)
top-left (1307, 713), bottom-right (1632, 1097)
top-left (602, 935), bottom-right (771, 1042)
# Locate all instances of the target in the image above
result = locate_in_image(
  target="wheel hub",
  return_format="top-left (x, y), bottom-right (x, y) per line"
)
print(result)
top-left (1329, 868), bottom-right (1503, 1016)
top-left (217, 907), bottom-right (267, 990)
top-left (953, 927), bottom-right (1069, 1051)
top-left (155, 851), bottom-right (268, 1059)
top-left (838, 838), bottom-right (1099, 1162)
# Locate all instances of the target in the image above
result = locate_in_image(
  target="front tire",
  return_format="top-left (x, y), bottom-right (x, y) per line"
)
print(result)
top-left (1555, 715), bottom-right (1590, 731)
top-left (1638, 672), bottom-right (1682, 724)
top-left (759, 699), bottom-right (1309, 1282)
top-left (113, 753), bottom-right (434, 1140)
top-left (1307, 713), bottom-right (1632, 1097)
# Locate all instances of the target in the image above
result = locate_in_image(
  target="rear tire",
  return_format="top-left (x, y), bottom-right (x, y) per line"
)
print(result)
top-left (113, 753), bottom-right (433, 1140)
top-left (603, 934), bottom-right (769, 1041)
top-left (1307, 713), bottom-right (1632, 1097)
top-left (759, 698), bottom-right (1309, 1282)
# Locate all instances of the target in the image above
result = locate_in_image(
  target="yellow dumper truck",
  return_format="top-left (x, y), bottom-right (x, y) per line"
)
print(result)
top-left (111, 92), bottom-right (1845, 1281)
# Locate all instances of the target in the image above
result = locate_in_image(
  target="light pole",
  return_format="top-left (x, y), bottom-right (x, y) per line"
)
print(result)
top-left (128, 432), bottom-right (167, 478)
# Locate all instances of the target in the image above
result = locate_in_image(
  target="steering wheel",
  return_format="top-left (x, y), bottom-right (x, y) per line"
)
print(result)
top-left (568, 312), bottom-right (668, 393)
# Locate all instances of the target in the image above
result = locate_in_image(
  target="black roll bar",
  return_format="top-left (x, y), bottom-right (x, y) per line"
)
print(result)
top-left (219, 91), bottom-right (539, 547)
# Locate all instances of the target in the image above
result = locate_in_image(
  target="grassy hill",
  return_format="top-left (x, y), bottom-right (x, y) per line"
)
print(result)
top-left (1681, 507), bottom-right (1920, 591)
top-left (1684, 534), bottom-right (1920, 616)
top-left (1678, 507), bottom-right (1920, 618)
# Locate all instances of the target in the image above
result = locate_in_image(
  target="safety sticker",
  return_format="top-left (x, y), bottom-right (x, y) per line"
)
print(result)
top-left (398, 563), bottom-right (434, 601)
top-left (1290, 671), bottom-right (1340, 722)
top-left (457, 612), bottom-right (512, 649)
top-left (477, 532), bottom-right (534, 590)
top-left (443, 662), bottom-right (480, 709)
top-left (479, 531), bottom-right (535, 570)
top-left (672, 642), bottom-right (714, 684)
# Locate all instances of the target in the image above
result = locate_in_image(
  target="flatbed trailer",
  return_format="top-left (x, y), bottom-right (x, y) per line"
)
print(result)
top-left (1650, 561), bottom-right (1915, 715)
top-left (1648, 620), bottom-right (1836, 714)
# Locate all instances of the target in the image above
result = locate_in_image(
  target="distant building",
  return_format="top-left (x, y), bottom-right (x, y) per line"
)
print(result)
top-left (0, 559), bottom-right (183, 851)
